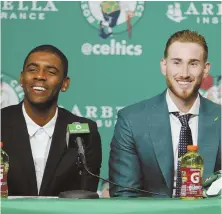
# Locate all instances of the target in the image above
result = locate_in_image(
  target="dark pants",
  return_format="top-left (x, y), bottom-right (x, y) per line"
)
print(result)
top-left (103, 10), bottom-right (120, 28)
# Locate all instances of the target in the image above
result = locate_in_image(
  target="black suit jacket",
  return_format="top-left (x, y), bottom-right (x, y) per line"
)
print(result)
top-left (1, 102), bottom-right (102, 196)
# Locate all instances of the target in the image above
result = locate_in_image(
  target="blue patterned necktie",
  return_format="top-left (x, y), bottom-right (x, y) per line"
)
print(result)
top-left (172, 112), bottom-right (193, 197)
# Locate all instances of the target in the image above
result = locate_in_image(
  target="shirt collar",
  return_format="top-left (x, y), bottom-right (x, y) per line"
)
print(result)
top-left (166, 89), bottom-right (200, 115)
top-left (22, 103), bottom-right (58, 137)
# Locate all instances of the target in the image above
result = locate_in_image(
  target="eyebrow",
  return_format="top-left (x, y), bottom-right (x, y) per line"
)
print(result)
top-left (26, 62), bottom-right (39, 68)
top-left (189, 59), bottom-right (200, 63)
top-left (26, 63), bottom-right (60, 72)
top-left (45, 66), bottom-right (59, 73)
top-left (170, 58), bottom-right (200, 63)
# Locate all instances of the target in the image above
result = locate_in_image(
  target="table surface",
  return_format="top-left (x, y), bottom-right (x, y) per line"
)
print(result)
top-left (1, 197), bottom-right (221, 214)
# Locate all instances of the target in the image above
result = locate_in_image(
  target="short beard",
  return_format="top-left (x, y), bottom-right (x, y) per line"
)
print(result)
top-left (30, 100), bottom-right (56, 110)
top-left (25, 93), bottom-right (59, 111)
top-left (166, 76), bottom-right (202, 102)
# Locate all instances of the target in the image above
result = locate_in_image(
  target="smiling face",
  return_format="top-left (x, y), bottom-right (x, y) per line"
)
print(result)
top-left (20, 51), bottom-right (70, 108)
top-left (161, 42), bottom-right (210, 102)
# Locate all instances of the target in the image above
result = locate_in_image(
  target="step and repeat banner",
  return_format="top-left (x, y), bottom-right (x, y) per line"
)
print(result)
top-left (1, 1), bottom-right (221, 185)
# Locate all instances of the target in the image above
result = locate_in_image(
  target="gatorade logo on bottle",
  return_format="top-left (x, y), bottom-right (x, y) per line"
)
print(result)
top-left (181, 168), bottom-right (203, 197)
top-left (191, 172), bottom-right (200, 184)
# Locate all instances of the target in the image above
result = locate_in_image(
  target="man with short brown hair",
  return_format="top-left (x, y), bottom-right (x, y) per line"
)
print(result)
top-left (109, 30), bottom-right (221, 198)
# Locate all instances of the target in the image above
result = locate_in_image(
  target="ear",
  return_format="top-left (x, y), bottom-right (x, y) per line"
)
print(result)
top-left (160, 58), bottom-right (167, 76)
top-left (61, 77), bottom-right (70, 92)
top-left (20, 71), bottom-right (24, 88)
top-left (203, 61), bottom-right (211, 79)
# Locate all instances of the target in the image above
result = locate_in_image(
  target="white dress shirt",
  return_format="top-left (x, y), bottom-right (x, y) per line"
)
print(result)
top-left (22, 104), bottom-right (58, 194)
top-left (165, 90), bottom-right (200, 195)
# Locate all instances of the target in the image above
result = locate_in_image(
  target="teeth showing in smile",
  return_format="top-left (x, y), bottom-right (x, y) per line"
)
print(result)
top-left (177, 81), bottom-right (191, 85)
top-left (33, 86), bottom-right (46, 91)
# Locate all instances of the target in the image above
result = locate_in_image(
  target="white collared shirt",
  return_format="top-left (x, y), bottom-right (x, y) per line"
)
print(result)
top-left (166, 90), bottom-right (200, 195)
top-left (22, 103), bottom-right (58, 194)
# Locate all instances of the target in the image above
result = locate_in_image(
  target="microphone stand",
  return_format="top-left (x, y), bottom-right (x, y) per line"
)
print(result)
top-left (58, 146), bottom-right (99, 199)
top-left (77, 155), bottom-right (88, 190)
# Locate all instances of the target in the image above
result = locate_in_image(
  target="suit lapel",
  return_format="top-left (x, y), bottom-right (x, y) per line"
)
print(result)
top-left (148, 92), bottom-right (174, 192)
top-left (11, 103), bottom-right (38, 195)
top-left (39, 109), bottom-right (67, 195)
top-left (198, 97), bottom-right (220, 179)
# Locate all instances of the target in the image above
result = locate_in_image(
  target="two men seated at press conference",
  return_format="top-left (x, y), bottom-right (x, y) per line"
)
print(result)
top-left (1, 30), bottom-right (221, 198)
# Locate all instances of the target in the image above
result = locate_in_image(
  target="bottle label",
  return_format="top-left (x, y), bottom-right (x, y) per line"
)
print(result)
top-left (0, 164), bottom-right (8, 195)
top-left (180, 167), bottom-right (203, 197)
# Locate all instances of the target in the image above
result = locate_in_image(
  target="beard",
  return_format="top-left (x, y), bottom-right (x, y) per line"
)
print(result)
top-left (166, 74), bottom-right (203, 101)
top-left (24, 88), bottom-right (60, 110)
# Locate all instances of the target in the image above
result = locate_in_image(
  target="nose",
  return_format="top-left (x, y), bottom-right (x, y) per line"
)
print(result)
top-left (180, 65), bottom-right (189, 78)
top-left (35, 70), bottom-right (47, 81)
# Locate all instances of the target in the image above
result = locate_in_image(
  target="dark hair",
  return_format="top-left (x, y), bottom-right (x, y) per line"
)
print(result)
top-left (164, 30), bottom-right (208, 62)
top-left (23, 44), bottom-right (68, 77)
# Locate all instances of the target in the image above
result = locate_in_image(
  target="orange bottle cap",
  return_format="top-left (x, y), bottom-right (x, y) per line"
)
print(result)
top-left (187, 145), bottom-right (198, 151)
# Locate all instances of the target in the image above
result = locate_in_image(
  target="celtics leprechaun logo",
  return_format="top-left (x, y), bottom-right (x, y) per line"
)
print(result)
top-left (81, 1), bottom-right (145, 39)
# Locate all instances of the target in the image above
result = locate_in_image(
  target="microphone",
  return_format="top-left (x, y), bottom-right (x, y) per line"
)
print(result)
top-left (60, 123), bottom-right (99, 199)
top-left (60, 122), bottom-right (168, 198)
top-left (66, 122), bottom-right (89, 166)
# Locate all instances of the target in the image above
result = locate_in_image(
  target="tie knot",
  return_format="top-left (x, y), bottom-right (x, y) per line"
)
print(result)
top-left (172, 112), bottom-right (192, 126)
